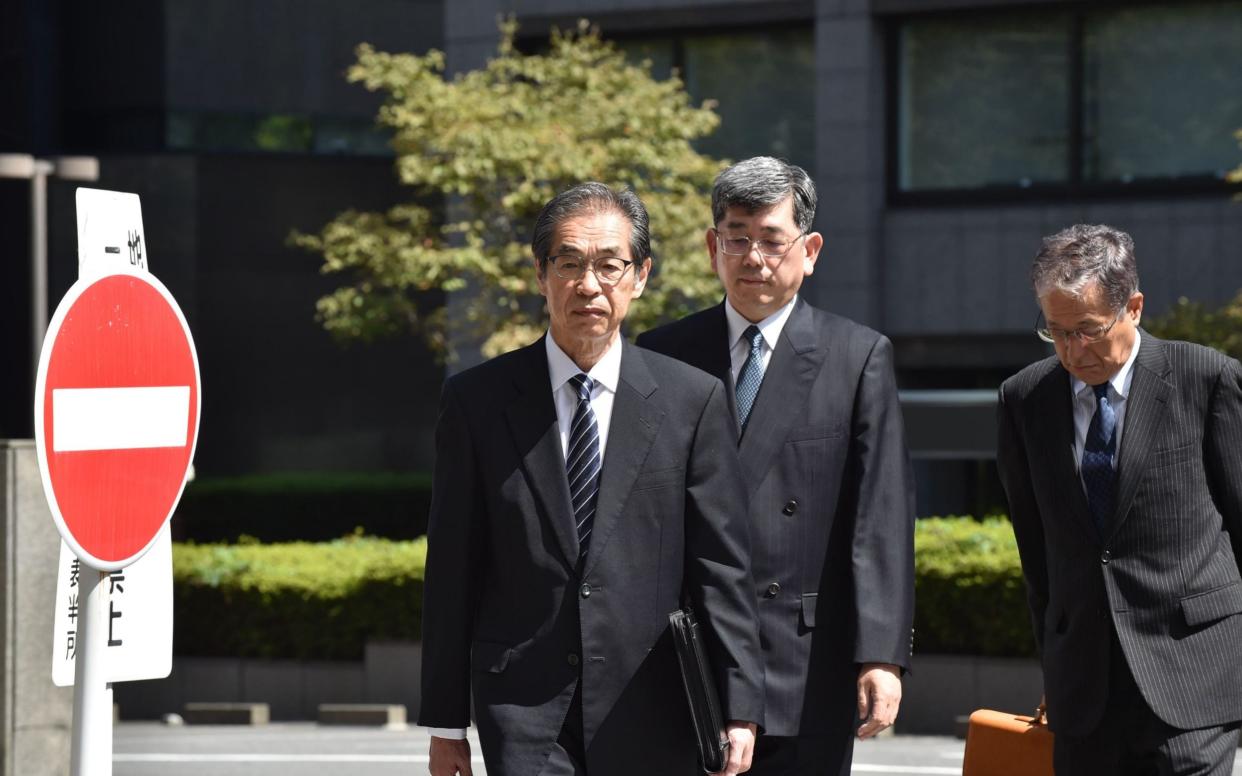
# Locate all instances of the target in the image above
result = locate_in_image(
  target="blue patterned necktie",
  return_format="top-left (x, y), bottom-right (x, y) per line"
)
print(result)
top-left (1082, 383), bottom-right (1117, 537)
top-left (566, 374), bottom-right (601, 559)
top-left (735, 325), bottom-right (765, 432)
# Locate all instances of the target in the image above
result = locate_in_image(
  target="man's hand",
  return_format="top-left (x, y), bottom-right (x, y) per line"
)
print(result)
top-left (711, 720), bottom-right (758, 775)
top-left (429, 736), bottom-right (473, 776)
top-left (856, 663), bottom-right (902, 739)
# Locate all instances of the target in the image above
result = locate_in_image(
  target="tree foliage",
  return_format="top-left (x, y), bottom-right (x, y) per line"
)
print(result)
top-left (1145, 291), bottom-right (1242, 360)
top-left (293, 20), bottom-right (726, 359)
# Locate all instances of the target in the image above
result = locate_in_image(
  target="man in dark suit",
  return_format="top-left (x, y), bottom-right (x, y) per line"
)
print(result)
top-left (418, 182), bottom-right (764, 776)
top-left (997, 224), bottom-right (1242, 774)
top-left (638, 157), bottom-right (915, 776)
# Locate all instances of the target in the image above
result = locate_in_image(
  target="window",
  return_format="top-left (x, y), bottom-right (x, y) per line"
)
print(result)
top-left (895, 2), bottom-right (1242, 195)
top-left (617, 27), bottom-right (815, 172)
top-left (166, 112), bottom-right (391, 156)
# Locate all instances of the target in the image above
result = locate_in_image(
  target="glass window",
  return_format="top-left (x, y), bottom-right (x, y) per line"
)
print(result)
top-left (1084, 2), bottom-right (1242, 182)
top-left (616, 28), bottom-right (815, 172)
top-left (166, 112), bottom-right (390, 155)
top-left (682, 29), bottom-right (815, 172)
top-left (898, 14), bottom-right (1071, 190)
top-left (896, 2), bottom-right (1242, 193)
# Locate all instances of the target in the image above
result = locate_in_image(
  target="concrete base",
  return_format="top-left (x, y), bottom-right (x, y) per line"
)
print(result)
top-left (183, 702), bottom-right (270, 725)
top-left (115, 641), bottom-right (422, 721)
top-left (317, 704), bottom-right (406, 728)
top-left (899, 653), bottom-right (1043, 736)
top-left (0, 441), bottom-right (74, 776)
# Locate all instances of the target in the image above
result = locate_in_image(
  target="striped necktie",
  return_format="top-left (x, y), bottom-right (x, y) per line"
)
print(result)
top-left (1081, 383), bottom-right (1117, 537)
top-left (566, 374), bottom-right (601, 559)
top-left (735, 325), bottom-right (765, 431)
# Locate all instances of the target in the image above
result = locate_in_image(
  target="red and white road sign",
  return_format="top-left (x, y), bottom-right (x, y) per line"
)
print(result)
top-left (35, 268), bottom-right (200, 571)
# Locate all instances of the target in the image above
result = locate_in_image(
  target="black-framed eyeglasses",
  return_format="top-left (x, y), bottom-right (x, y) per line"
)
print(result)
top-left (711, 229), bottom-right (805, 261)
top-left (1035, 308), bottom-right (1125, 345)
top-left (548, 255), bottom-right (635, 286)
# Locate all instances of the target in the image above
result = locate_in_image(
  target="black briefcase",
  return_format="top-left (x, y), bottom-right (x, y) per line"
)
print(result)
top-left (668, 607), bottom-right (729, 773)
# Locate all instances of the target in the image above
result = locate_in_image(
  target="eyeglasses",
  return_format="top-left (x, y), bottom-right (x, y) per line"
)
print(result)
top-left (1035, 308), bottom-right (1125, 345)
top-left (711, 229), bottom-right (805, 261)
top-left (548, 255), bottom-right (635, 286)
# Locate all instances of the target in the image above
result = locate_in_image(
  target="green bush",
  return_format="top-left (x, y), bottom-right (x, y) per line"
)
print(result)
top-left (173, 535), bottom-right (426, 660)
top-left (172, 516), bottom-right (1036, 661)
top-left (914, 516), bottom-right (1034, 658)
top-left (172, 471), bottom-right (433, 543)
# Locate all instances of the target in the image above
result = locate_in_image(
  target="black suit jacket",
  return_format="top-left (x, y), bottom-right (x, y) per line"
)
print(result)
top-left (997, 333), bottom-right (1242, 735)
top-left (638, 299), bottom-right (915, 738)
top-left (418, 337), bottom-right (764, 776)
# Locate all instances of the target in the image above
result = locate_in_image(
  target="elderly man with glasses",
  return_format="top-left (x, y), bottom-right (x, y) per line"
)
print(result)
top-left (639, 157), bottom-right (915, 776)
top-left (998, 224), bottom-right (1242, 775)
top-left (418, 182), bottom-right (763, 776)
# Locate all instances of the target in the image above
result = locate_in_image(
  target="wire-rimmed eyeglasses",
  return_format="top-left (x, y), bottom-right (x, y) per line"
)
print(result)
top-left (547, 255), bottom-right (635, 286)
top-left (1035, 308), bottom-right (1125, 345)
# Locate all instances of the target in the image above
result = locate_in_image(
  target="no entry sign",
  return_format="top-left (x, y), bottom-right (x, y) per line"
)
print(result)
top-left (35, 268), bottom-right (200, 571)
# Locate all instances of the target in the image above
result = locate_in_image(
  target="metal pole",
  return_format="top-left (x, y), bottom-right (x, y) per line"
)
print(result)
top-left (30, 160), bottom-right (53, 378)
top-left (70, 569), bottom-right (112, 776)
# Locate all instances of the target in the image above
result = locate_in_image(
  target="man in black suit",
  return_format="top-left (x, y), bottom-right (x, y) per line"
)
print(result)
top-left (997, 224), bottom-right (1242, 774)
top-left (639, 157), bottom-right (915, 776)
top-left (418, 182), bottom-right (764, 776)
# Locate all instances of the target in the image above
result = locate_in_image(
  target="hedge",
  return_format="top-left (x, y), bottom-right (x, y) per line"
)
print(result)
top-left (173, 535), bottom-right (426, 660)
top-left (171, 516), bottom-right (1035, 661)
top-left (914, 516), bottom-right (1034, 658)
top-left (171, 472), bottom-right (433, 543)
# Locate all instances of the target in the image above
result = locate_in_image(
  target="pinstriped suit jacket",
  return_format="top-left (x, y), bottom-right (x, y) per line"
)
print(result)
top-left (639, 299), bottom-right (916, 739)
top-left (997, 332), bottom-right (1242, 736)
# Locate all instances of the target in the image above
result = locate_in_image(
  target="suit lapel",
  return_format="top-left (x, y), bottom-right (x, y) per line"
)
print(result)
top-left (1032, 365), bottom-right (1100, 546)
top-left (583, 341), bottom-right (664, 578)
top-left (738, 299), bottom-right (827, 488)
top-left (1108, 334), bottom-right (1172, 539)
top-left (503, 339), bottom-right (579, 570)
top-left (670, 302), bottom-right (736, 424)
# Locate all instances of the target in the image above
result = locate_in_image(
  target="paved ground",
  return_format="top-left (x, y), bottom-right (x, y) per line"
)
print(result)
top-left (114, 723), bottom-right (969, 776)
top-left (114, 722), bottom-right (1242, 775)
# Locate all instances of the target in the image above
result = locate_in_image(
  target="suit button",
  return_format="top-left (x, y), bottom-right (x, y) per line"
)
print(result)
top-left (580, 584), bottom-right (591, 599)
top-left (783, 500), bottom-right (798, 516)
top-left (567, 653), bottom-right (579, 667)
top-left (1101, 550), bottom-right (1111, 565)
top-left (765, 583), bottom-right (781, 598)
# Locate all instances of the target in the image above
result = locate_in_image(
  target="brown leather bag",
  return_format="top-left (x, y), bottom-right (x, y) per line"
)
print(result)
top-left (962, 705), bottom-right (1054, 776)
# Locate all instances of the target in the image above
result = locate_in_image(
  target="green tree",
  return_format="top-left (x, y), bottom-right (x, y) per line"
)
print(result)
top-left (1145, 292), bottom-right (1242, 360)
top-left (294, 20), bottom-right (726, 359)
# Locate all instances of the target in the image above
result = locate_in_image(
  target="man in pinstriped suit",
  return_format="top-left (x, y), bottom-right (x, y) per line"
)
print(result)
top-left (639, 157), bottom-right (915, 776)
top-left (997, 224), bottom-right (1242, 774)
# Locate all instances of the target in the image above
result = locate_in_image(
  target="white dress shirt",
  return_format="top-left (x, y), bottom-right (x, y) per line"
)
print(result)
top-left (427, 332), bottom-right (622, 740)
top-left (1070, 329), bottom-right (1141, 479)
top-left (724, 296), bottom-right (798, 384)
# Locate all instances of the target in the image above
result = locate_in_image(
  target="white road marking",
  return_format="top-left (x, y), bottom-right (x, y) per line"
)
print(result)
top-left (114, 753), bottom-right (483, 764)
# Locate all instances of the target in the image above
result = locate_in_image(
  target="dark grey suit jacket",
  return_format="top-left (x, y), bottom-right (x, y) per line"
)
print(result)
top-left (997, 333), bottom-right (1242, 735)
top-left (639, 299), bottom-right (915, 739)
top-left (417, 337), bottom-right (764, 776)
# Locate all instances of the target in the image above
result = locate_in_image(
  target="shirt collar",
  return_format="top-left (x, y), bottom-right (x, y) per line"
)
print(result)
top-left (1071, 329), bottom-right (1141, 401)
top-left (545, 332), bottom-right (622, 396)
top-left (724, 296), bottom-right (798, 352)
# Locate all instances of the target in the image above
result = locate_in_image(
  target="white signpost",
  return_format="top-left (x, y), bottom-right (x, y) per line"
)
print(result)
top-left (37, 190), bottom-right (200, 776)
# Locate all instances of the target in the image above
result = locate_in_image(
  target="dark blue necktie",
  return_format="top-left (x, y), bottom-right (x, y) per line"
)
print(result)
top-left (1082, 383), bottom-right (1117, 537)
top-left (566, 374), bottom-right (601, 559)
top-left (735, 325), bottom-right (765, 431)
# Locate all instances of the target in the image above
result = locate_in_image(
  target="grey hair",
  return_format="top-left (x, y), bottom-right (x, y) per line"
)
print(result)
top-left (1031, 224), bottom-right (1139, 311)
top-left (711, 156), bottom-right (817, 233)
top-left (530, 182), bottom-right (651, 270)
